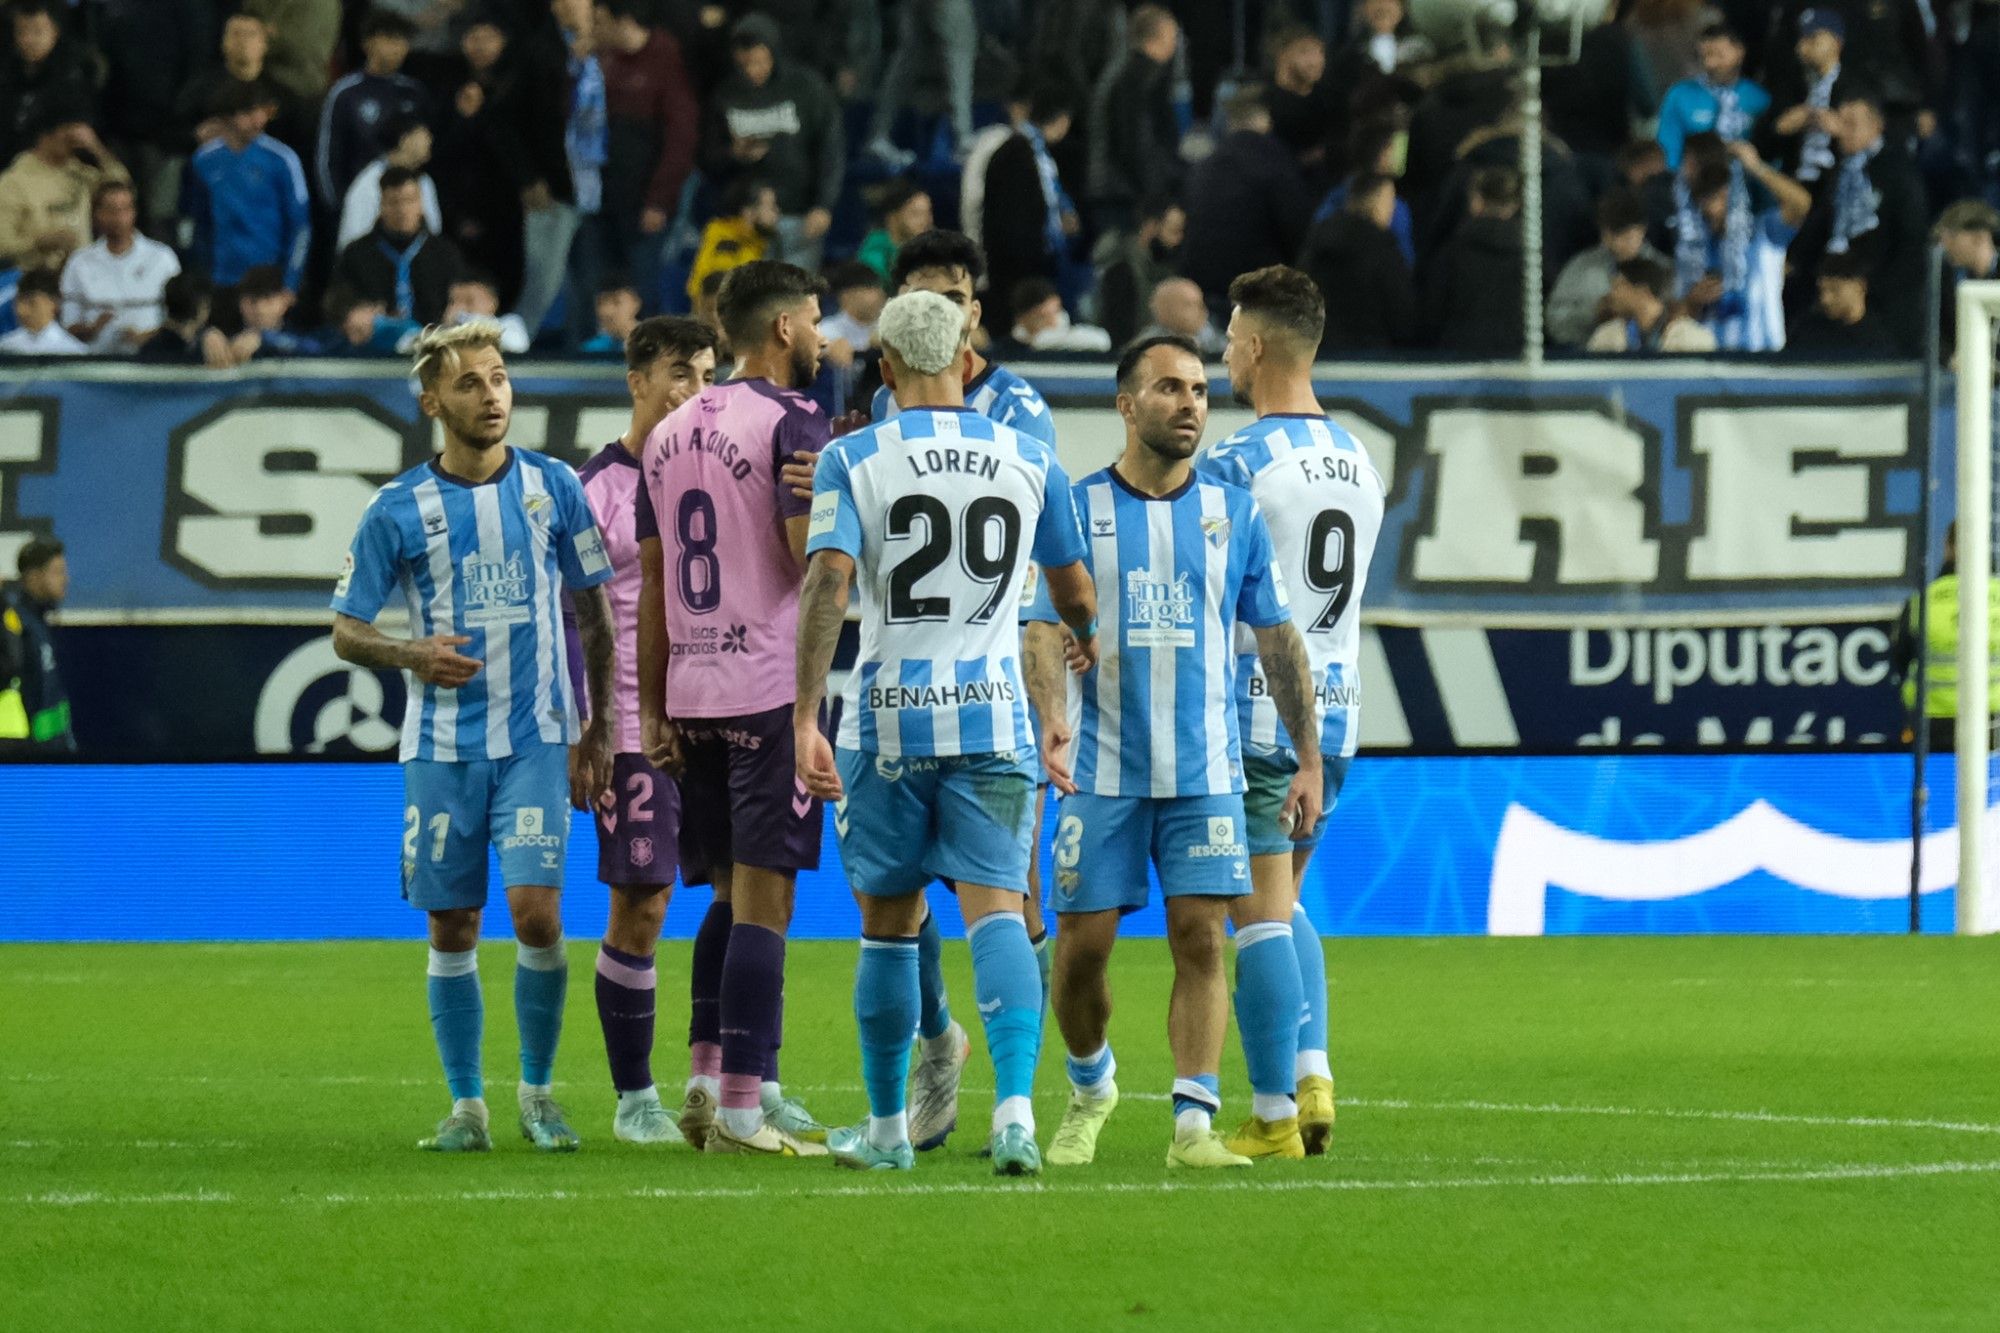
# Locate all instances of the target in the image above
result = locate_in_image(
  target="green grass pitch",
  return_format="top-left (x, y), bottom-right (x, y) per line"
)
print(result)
top-left (5, 935), bottom-right (1997, 1330)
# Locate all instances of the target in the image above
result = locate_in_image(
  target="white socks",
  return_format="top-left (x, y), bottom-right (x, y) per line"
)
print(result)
top-left (869, 1111), bottom-right (909, 1151)
top-left (518, 1080), bottom-right (550, 1110)
top-left (718, 1106), bottom-right (764, 1138)
top-left (687, 1074), bottom-right (720, 1097)
top-left (451, 1097), bottom-right (489, 1126)
top-left (1253, 1092), bottom-right (1296, 1121)
top-left (992, 1095), bottom-right (1034, 1135)
top-left (1174, 1106), bottom-right (1212, 1139)
top-left (618, 1086), bottom-right (662, 1111)
top-left (1296, 1050), bottom-right (1332, 1081)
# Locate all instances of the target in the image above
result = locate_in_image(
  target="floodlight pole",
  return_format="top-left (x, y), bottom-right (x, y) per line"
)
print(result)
top-left (1954, 280), bottom-right (2000, 934)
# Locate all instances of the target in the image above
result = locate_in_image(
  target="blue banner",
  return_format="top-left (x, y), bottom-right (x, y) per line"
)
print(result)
top-left (0, 753), bottom-right (1975, 941)
top-left (0, 361), bottom-right (1943, 623)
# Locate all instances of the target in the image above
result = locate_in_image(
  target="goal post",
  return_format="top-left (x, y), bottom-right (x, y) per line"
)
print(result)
top-left (1954, 280), bottom-right (2000, 934)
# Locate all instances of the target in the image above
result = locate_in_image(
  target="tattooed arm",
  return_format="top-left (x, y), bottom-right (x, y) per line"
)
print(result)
top-left (1253, 618), bottom-right (1325, 834)
top-left (332, 613), bottom-right (481, 686)
top-left (569, 583), bottom-right (617, 802)
top-left (1022, 620), bottom-right (1077, 794)
top-left (794, 549), bottom-right (854, 800)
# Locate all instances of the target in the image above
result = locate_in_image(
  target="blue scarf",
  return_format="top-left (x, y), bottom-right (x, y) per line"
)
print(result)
top-left (1829, 143), bottom-right (1881, 254)
top-left (1705, 78), bottom-right (1750, 141)
top-left (1672, 163), bottom-right (1752, 307)
top-left (1799, 65), bottom-right (1839, 182)
top-left (377, 231), bottom-right (427, 318)
top-left (1022, 124), bottom-right (1071, 256)
top-left (566, 36), bottom-right (607, 215)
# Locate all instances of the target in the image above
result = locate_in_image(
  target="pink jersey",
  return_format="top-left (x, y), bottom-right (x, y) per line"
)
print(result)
top-left (575, 441), bottom-right (648, 753)
top-left (635, 378), bottom-right (827, 718)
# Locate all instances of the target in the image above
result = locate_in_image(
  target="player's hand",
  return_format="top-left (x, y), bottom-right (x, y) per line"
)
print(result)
top-left (642, 713), bottom-right (685, 776)
top-left (410, 634), bottom-right (481, 687)
top-left (640, 206), bottom-right (669, 235)
top-left (803, 207), bottom-right (832, 240)
top-left (575, 719), bottom-right (614, 808)
top-left (1727, 139), bottom-right (1763, 172)
top-left (1280, 757), bottom-right (1324, 842)
top-left (1775, 105), bottom-right (1810, 135)
top-left (1040, 719), bottom-right (1077, 797)
top-left (782, 448), bottom-right (821, 500)
top-left (796, 721), bottom-right (842, 801)
top-left (1062, 627), bottom-right (1099, 674)
top-left (830, 408), bottom-right (870, 437)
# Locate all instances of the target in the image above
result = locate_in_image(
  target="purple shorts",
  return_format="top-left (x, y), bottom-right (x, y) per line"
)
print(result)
top-left (676, 703), bottom-right (824, 886)
top-left (594, 753), bottom-right (680, 888)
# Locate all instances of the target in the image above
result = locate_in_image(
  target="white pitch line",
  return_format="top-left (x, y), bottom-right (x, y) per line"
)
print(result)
top-left (1344, 1098), bottom-right (2000, 1136)
top-left (11, 1159), bottom-right (2000, 1210)
top-left (2, 1140), bottom-right (246, 1150)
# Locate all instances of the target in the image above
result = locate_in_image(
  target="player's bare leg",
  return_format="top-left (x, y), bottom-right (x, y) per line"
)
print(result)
top-left (601, 884), bottom-right (681, 1144)
top-left (705, 863), bottom-right (826, 1156)
top-left (1164, 896), bottom-right (1250, 1168)
top-left (420, 906), bottom-right (491, 1152)
top-left (507, 885), bottom-right (579, 1152)
top-left (1225, 860), bottom-right (1307, 1159)
top-left (1047, 908), bottom-right (1121, 1165)
top-left (680, 871), bottom-right (731, 1147)
top-left (1290, 846), bottom-right (1335, 1153)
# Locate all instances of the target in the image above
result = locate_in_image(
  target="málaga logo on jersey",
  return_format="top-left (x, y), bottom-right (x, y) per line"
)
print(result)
top-left (1200, 515), bottom-right (1230, 548)
top-left (1126, 569), bottom-right (1196, 647)
top-left (460, 551), bottom-right (531, 627)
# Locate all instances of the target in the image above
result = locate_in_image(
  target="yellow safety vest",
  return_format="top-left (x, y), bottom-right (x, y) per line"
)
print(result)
top-left (1903, 574), bottom-right (2000, 717)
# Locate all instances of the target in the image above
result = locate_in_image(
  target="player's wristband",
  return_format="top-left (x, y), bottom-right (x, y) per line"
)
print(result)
top-left (1074, 619), bottom-right (1097, 641)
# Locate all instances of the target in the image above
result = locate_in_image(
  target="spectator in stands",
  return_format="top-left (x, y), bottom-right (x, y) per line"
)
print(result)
top-left (1315, 119), bottom-right (1415, 261)
top-left (1657, 22), bottom-right (1769, 168)
top-left (1405, 15), bottom-right (1514, 218)
top-left (1670, 143), bottom-right (1811, 351)
top-left (1092, 194), bottom-right (1185, 350)
top-left (819, 260), bottom-right (884, 354)
top-left (1137, 277), bottom-right (1225, 356)
top-left (580, 277), bottom-right (641, 355)
top-left (1325, 0), bottom-right (1429, 167)
top-left (686, 175), bottom-right (776, 305)
top-left (1773, 0), bottom-right (1936, 134)
top-left (316, 9), bottom-right (428, 207)
top-left (370, 0), bottom-right (464, 88)
top-left (435, 13), bottom-right (520, 307)
top-left (338, 114), bottom-right (441, 249)
top-left (1266, 26), bottom-right (1336, 184)
top-left (1791, 90), bottom-right (1931, 353)
top-left (1424, 165), bottom-right (1525, 356)
top-left (960, 85), bottom-right (1030, 250)
top-left (136, 272), bottom-right (231, 366)
top-left (1086, 4), bottom-right (1182, 233)
top-left (0, 101), bottom-right (128, 272)
top-left (241, 0), bottom-right (341, 103)
top-left (178, 12), bottom-right (305, 156)
top-left (1939, 200), bottom-right (2000, 366)
top-left (439, 273), bottom-right (532, 352)
top-left (94, 0), bottom-right (215, 240)
top-left (692, 267), bottom-right (727, 354)
top-left (1543, 10), bottom-right (1656, 187)
top-left (323, 290), bottom-right (419, 357)
top-left (596, 0), bottom-right (699, 304)
top-left (228, 264), bottom-right (306, 360)
top-left (0, 535), bottom-right (72, 753)
top-left (183, 81), bottom-right (311, 292)
top-left (1546, 187), bottom-right (1668, 349)
top-left (699, 16), bottom-right (843, 270)
top-left (506, 0), bottom-right (606, 343)
top-left (60, 180), bottom-right (180, 352)
top-left (864, 0), bottom-right (976, 167)
top-left (0, 0), bottom-right (97, 167)
top-left (1759, 9), bottom-right (1848, 187)
top-left (1006, 276), bottom-right (1110, 353)
top-left (1183, 88), bottom-right (1312, 314)
top-left (1786, 249), bottom-right (1897, 356)
top-left (0, 268), bottom-right (82, 354)
top-left (1299, 171), bottom-right (1416, 353)
top-left (980, 82), bottom-right (1079, 333)
top-left (857, 180), bottom-right (933, 283)
top-left (1585, 255), bottom-right (1718, 352)
top-left (330, 166), bottom-right (465, 324)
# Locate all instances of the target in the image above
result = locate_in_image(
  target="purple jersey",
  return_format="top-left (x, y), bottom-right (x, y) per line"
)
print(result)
top-left (635, 379), bottom-right (827, 719)
top-left (575, 441), bottom-right (648, 754)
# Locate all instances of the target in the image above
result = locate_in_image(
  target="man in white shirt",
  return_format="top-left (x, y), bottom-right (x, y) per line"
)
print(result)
top-left (59, 181), bottom-right (180, 352)
top-left (1, 270), bottom-right (87, 355)
top-left (337, 116), bottom-right (443, 251)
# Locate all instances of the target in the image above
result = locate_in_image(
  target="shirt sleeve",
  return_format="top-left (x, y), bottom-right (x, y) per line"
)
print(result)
top-left (1029, 456), bottom-right (1086, 569)
top-left (550, 463), bottom-right (613, 590)
top-left (1001, 386), bottom-right (1057, 445)
top-left (774, 403), bottom-right (832, 520)
top-left (330, 496), bottom-right (402, 620)
top-left (634, 469), bottom-right (661, 542)
top-left (805, 443), bottom-right (862, 560)
top-left (1235, 499), bottom-right (1292, 629)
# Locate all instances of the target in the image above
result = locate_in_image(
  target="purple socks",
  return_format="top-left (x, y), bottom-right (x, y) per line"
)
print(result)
top-left (594, 943), bottom-right (656, 1093)
top-left (688, 898), bottom-right (732, 1075)
top-left (719, 922), bottom-right (786, 1113)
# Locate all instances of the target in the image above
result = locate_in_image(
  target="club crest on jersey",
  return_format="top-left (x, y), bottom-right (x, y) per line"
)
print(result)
top-left (1200, 515), bottom-right (1231, 548)
top-left (1125, 569), bottom-right (1196, 648)
top-left (524, 492), bottom-right (552, 525)
top-left (630, 837), bottom-right (655, 868)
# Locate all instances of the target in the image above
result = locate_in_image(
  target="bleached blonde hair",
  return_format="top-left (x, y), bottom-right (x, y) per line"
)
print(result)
top-left (412, 318), bottom-right (505, 390)
top-left (876, 290), bottom-right (967, 376)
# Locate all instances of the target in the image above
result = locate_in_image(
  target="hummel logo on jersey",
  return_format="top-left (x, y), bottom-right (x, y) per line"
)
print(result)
top-left (1092, 517), bottom-right (1115, 538)
top-left (1126, 569), bottom-right (1196, 647)
top-left (978, 997), bottom-right (1003, 1016)
top-left (423, 512), bottom-right (447, 536)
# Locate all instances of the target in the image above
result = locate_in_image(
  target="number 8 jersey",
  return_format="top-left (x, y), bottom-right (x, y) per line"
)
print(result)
top-left (1197, 414), bottom-right (1385, 758)
top-left (809, 407), bottom-right (1086, 757)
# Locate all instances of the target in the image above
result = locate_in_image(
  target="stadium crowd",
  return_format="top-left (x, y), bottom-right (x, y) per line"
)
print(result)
top-left (0, 0), bottom-right (1995, 374)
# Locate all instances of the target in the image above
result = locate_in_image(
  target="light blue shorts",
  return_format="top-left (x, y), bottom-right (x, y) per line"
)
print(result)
top-left (401, 742), bottom-right (570, 911)
top-left (1242, 747), bottom-right (1354, 856)
top-left (835, 747), bottom-right (1039, 897)
top-left (1049, 792), bottom-right (1251, 916)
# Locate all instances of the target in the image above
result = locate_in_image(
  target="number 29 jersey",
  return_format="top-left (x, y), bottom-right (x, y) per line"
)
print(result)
top-left (808, 407), bottom-right (1086, 758)
top-left (1197, 414), bottom-right (1385, 758)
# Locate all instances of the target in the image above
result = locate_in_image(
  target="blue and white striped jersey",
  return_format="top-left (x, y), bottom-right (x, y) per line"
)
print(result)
top-left (332, 448), bottom-right (612, 763)
top-left (809, 407), bottom-right (1085, 757)
top-left (1026, 467), bottom-right (1290, 798)
top-left (1198, 415), bottom-right (1384, 758)
top-left (871, 361), bottom-right (1056, 445)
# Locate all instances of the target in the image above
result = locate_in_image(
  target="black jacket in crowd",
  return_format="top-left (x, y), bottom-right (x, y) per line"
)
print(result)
top-left (330, 226), bottom-right (466, 325)
top-left (0, 31), bottom-right (97, 163)
top-left (697, 25), bottom-right (845, 217)
top-left (93, 0), bottom-right (219, 153)
top-left (1086, 48), bottom-right (1180, 218)
top-left (981, 130), bottom-right (1061, 330)
top-left (1182, 129), bottom-right (1314, 309)
top-left (1424, 213), bottom-right (1526, 357)
top-left (1299, 212), bottom-right (1417, 353)
top-left (1789, 141), bottom-right (1931, 353)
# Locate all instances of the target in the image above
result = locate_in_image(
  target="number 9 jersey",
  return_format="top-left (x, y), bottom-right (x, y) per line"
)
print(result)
top-left (808, 406), bottom-right (1086, 757)
top-left (1197, 414), bottom-right (1385, 758)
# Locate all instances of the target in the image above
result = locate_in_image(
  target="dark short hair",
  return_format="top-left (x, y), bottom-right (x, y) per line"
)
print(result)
top-left (1680, 130), bottom-right (1728, 173)
top-left (698, 269), bottom-right (728, 300)
top-left (379, 165), bottom-right (422, 194)
top-left (1228, 264), bottom-right (1324, 348)
top-left (625, 315), bottom-right (717, 373)
top-left (1595, 185), bottom-right (1646, 234)
top-left (452, 269), bottom-right (498, 295)
top-left (1471, 165), bottom-right (1520, 212)
top-left (16, 268), bottom-right (59, 302)
top-left (1615, 138), bottom-right (1667, 174)
top-left (1028, 79), bottom-right (1076, 125)
top-left (1344, 172), bottom-right (1395, 214)
top-left (162, 271), bottom-right (211, 324)
top-left (891, 228), bottom-right (985, 291)
top-left (1616, 256), bottom-right (1671, 300)
top-left (237, 265), bottom-right (286, 299)
top-left (823, 260), bottom-right (883, 294)
top-left (1690, 161), bottom-right (1734, 201)
top-left (1699, 20), bottom-right (1741, 45)
top-left (383, 111), bottom-right (428, 146)
top-left (1818, 250), bottom-right (1868, 283)
top-left (360, 8), bottom-right (416, 40)
top-left (595, 272), bottom-right (639, 299)
top-left (873, 178), bottom-right (925, 221)
top-left (715, 259), bottom-right (824, 348)
top-left (91, 178), bottom-right (135, 211)
top-left (1008, 277), bottom-right (1059, 315)
top-left (1939, 199), bottom-right (2000, 236)
top-left (722, 173), bottom-right (772, 215)
top-left (11, 0), bottom-right (60, 23)
top-left (599, 0), bottom-right (654, 19)
top-left (17, 535), bottom-right (62, 578)
top-left (1138, 192), bottom-right (1181, 226)
top-left (1116, 333), bottom-right (1203, 392)
top-left (212, 77), bottom-right (278, 119)
top-left (1836, 86), bottom-right (1884, 117)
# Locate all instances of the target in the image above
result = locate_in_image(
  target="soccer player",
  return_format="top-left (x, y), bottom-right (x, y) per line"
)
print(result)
top-left (636, 261), bottom-right (832, 1157)
top-left (570, 316), bottom-right (718, 1144)
top-left (1026, 335), bottom-right (1327, 1170)
top-left (331, 320), bottom-right (617, 1153)
top-left (1200, 266), bottom-right (1384, 1159)
top-left (794, 289), bottom-right (1098, 1173)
